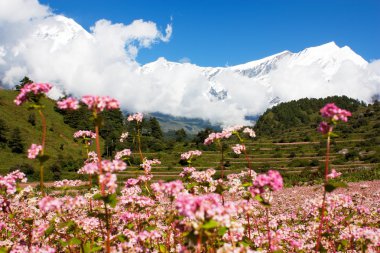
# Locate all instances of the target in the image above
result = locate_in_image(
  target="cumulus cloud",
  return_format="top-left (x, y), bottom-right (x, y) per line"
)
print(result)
top-left (0, 0), bottom-right (379, 127)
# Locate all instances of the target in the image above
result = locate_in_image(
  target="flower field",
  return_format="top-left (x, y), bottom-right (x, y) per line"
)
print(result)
top-left (0, 83), bottom-right (379, 253)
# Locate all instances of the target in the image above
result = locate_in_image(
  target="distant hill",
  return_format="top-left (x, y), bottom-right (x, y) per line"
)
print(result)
top-left (0, 90), bottom-right (95, 179)
top-left (254, 95), bottom-right (380, 143)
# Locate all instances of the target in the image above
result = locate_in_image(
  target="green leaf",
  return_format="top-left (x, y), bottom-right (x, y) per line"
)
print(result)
top-left (145, 225), bottom-right (156, 232)
top-left (159, 244), bottom-right (168, 253)
top-left (254, 194), bottom-right (270, 207)
top-left (44, 223), bottom-right (55, 237)
top-left (69, 237), bottom-right (81, 245)
top-left (325, 181), bottom-right (348, 193)
top-left (116, 234), bottom-right (127, 242)
top-left (242, 182), bottom-right (253, 187)
top-left (202, 219), bottom-right (219, 229)
top-left (217, 226), bottom-right (228, 236)
top-left (93, 193), bottom-right (103, 200)
top-left (0, 247), bottom-right (7, 253)
top-left (105, 193), bottom-right (118, 208)
top-left (23, 218), bottom-right (34, 225)
top-left (185, 182), bottom-right (197, 190)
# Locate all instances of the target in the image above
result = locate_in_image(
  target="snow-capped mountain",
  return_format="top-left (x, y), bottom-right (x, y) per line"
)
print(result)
top-left (1, 13), bottom-right (379, 127)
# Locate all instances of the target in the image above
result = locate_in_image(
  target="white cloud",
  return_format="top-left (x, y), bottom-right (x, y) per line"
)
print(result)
top-left (0, 0), bottom-right (379, 127)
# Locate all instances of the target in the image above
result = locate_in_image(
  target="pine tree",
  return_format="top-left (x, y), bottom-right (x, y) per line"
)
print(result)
top-left (15, 76), bottom-right (33, 91)
top-left (149, 117), bottom-right (163, 139)
top-left (8, 127), bottom-right (24, 153)
top-left (0, 118), bottom-right (8, 144)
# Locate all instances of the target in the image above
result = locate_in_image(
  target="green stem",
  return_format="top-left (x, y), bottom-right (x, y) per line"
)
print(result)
top-left (38, 109), bottom-right (46, 196)
top-left (137, 124), bottom-right (143, 161)
top-left (316, 132), bottom-right (331, 252)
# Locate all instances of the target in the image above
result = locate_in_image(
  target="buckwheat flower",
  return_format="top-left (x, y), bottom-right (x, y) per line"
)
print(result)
top-left (179, 167), bottom-right (196, 177)
top-left (73, 130), bottom-right (96, 139)
top-left (317, 121), bottom-right (330, 134)
top-left (39, 196), bottom-right (62, 213)
top-left (120, 132), bottom-right (129, 142)
top-left (86, 151), bottom-right (98, 163)
top-left (99, 172), bottom-right (118, 194)
top-left (243, 127), bottom-right (256, 138)
top-left (320, 103), bottom-right (352, 122)
top-left (81, 95), bottom-right (120, 112)
top-left (125, 178), bottom-right (139, 187)
top-left (101, 159), bottom-right (127, 172)
top-left (54, 179), bottom-right (84, 188)
top-left (57, 97), bottom-right (79, 110)
top-left (140, 158), bottom-right (161, 173)
top-left (151, 180), bottom-right (184, 197)
top-left (326, 169), bottom-right (342, 179)
top-left (232, 144), bottom-right (246, 154)
top-left (115, 149), bottom-right (132, 160)
top-left (78, 162), bottom-right (99, 175)
top-left (180, 150), bottom-right (202, 161)
top-left (14, 83), bottom-right (52, 105)
top-left (0, 170), bottom-right (27, 195)
top-left (250, 170), bottom-right (283, 195)
top-left (127, 112), bottom-right (143, 122)
top-left (27, 144), bottom-right (43, 159)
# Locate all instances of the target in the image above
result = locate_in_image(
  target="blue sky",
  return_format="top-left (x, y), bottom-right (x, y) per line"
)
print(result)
top-left (39, 0), bottom-right (380, 66)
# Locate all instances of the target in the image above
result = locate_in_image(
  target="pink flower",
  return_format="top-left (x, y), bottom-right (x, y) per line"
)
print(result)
top-left (81, 95), bottom-right (120, 112)
top-left (250, 170), bottom-right (283, 195)
top-left (140, 158), bottom-right (161, 173)
top-left (57, 97), bottom-right (79, 110)
top-left (232, 144), bottom-right (246, 154)
top-left (327, 169), bottom-right (342, 179)
top-left (115, 149), bottom-right (132, 160)
top-left (73, 130), bottom-right (96, 139)
top-left (127, 112), bottom-right (143, 123)
top-left (27, 144), bottom-right (43, 159)
top-left (99, 172), bottom-right (118, 194)
top-left (0, 170), bottom-right (27, 195)
top-left (39, 196), bottom-right (62, 213)
top-left (54, 179), bottom-right (85, 188)
top-left (14, 83), bottom-right (52, 105)
top-left (317, 121), bottom-right (331, 134)
top-left (120, 132), bottom-right (129, 142)
top-left (320, 103), bottom-right (352, 122)
top-left (180, 150), bottom-right (202, 161)
top-left (243, 127), bottom-right (256, 138)
top-left (78, 162), bottom-right (99, 175)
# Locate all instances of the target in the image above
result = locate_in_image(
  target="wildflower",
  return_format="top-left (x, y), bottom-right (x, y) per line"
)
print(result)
top-left (81, 95), bottom-right (120, 112)
top-left (243, 127), bottom-right (256, 138)
top-left (180, 150), bottom-right (202, 161)
top-left (127, 112), bottom-right (143, 123)
top-left (27, 144), bottom-right (42, 159)
top-left (57, 97), bottom-right (79, 110)
top-left (115, 149), bottom-right (132, 160)
top-left (326, 169), bottom-right (342, 179)
top-left (99, 173), bottom-right (118, 194)
top-left (73, 130), bottom-right (96, 139)
top-left (317, 121), bottom-right (330, 134)
top-left (232, 144), bottom-right (246, 154)
top-left (39, 196), bottom-right (62, 213)
top-left (120, 132), bottom-right (129, 142)
top-left (14, 83), bottom-right (52, 105)
top-left (78, 162), bottom-right (99, 175)
top-left (250, 170), bottom-right (283, 195)
top-left (140, 159), bottom-right (161, 173)
top-left (320, 103), bottom-right (352, 122)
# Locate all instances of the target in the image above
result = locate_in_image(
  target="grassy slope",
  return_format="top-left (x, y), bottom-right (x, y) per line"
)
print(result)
top-left (0, 90), bottom-right (93, 178)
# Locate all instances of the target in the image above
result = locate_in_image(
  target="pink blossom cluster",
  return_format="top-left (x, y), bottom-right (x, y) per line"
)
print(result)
top-left (318, 103), bottom-right (352, 134)
top-left (114, 149), bottom-right (132, 160)
top-left (53, 179), bottom-right (85, 188)
top-left (204, 131), bottom-right (231, 145)
top-left (119, 132), bottom-right (129, 142)
top-left (320, 103), bottom-right (352, 122)
top-left (101, 159), bottom-right (127, 173)
top-left (326, 169), bottom-right (342, 179)
top-left (38, 196), bottom-right (62, 213)
top-left (14, 83), bottom-right (52, 105)
top-left (151, 180), bottom-right (184, 197)
top-left (179, 167), bottom-right (196, 178)
top-left (127, 112), bottom-right (143, 122)
top-left (0, 170), bottom-right (27, 195)
top-left (81, 95), bottom-right (120, 112)
top-left (86, 151), bottom-right (98, 163)
top-left (73, 130), bottom-right (96, 139)
top-left (56, 97), bottom-right (79, 110)
top-left (27, 144), bottom-right (42, 159)
top-left (243, 127), bottom-right (256, 138)
top-left (140, 158), bottom-right (161, 173)
top-left (99, 173), bottom-right (118, 194)
top-left (232, 144), bottom-right (246, 154)
top-left (77, 162), bottom-right (98, 175)
top-left (180, 150), bottom-right (202, 161)
top-left (250, 170), bottom-right (283, 195)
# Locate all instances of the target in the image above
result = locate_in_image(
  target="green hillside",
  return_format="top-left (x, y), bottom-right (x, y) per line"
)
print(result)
top-left (0, 89), bottom-right (95, 180)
